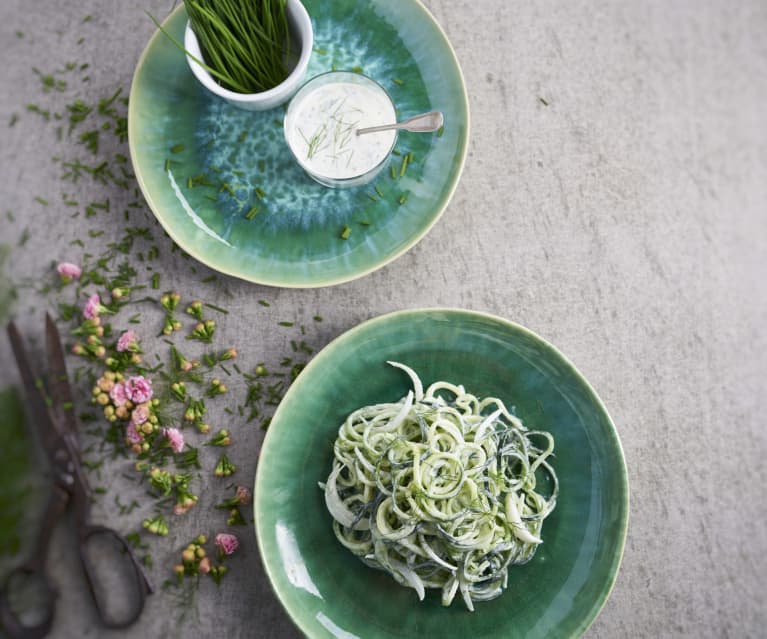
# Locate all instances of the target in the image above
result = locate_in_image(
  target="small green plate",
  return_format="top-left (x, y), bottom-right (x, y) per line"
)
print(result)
top-left (255, 309), bottom-right (629, 639)
top-left (128, 2), bottom-right (469, 288)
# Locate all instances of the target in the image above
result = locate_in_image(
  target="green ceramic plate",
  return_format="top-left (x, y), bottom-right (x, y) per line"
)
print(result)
top-left (128, 2), bottom-right (469, 288)
top-left (255, 309), bottom-right (629, 639)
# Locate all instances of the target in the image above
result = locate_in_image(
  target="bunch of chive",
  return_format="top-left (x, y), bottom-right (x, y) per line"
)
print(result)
top-left (153, 0), bottom-right (291, 94)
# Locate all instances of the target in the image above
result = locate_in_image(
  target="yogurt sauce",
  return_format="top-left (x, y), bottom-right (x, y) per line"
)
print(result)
top-left (286, 81), bottom-right (396, 181)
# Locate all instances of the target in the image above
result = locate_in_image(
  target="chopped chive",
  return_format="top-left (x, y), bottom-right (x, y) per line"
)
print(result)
top-left (399, 156), bottom-right (409, 177)
top-left (339, 225), bottom-right (351, 240)
top-left (313, 47), bottom-right (327, 55)
top-left (187, 177), bottom-right (193, 188)
top-left (392, 78), bottom-right (404, 85)
top-left (390, 164), bottom-right (396, 179)
top-left (392, 149), bottom-right (402, 156)
top-left (258, 300), bottom-right (270, 307)
top-left (366, 193), bottom-right (377, 202)
top-left (407, 152), bottom-right (414, 163)
top-left (164, 159), bottom-right (171, 171)
top-left (398, 193), bottom-right (408, 205)
top-left (258, 159), bottom-right (265, 172)
top-left (238, 130), bottom-right (248, 143)
top-left (539, 97), bottom-right (550, 106)
top-left (437, 126), bottom-right (444, 137)
top-left (35, 196), bottom-right (49, 206)
top-left (170, 144), bottom-right (184, 154)
top-left (9, 113), bottom-right (18, 127)
top-left (204, 302), bottom-right (229, 314)
top-left (374, 186), bottom-right (384, 198)
top-left (151, 273), bottom-right (160, 289)
top-left (245, 206), bottom-right (259, 220)
top-left (278, 321), bottom-right (294, 327)
top-left (273, 119), bottom-right (283, 127)
top-left (351, 66), bottom-right (363, 73)
top-left (255, 187), bottom-right (266, 199)
top-left (313, 315), bottom-right (323, 322)
top-left (359, 220), bottom-right (371, 226)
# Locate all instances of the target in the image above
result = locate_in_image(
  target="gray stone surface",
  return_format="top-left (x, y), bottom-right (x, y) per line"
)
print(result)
top-left (1, 0), bottom-right (765, 637)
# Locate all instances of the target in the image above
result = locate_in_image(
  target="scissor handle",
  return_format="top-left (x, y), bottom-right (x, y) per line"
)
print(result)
top-left (0, 564), bottom-right (56, 639)
top-left (0, 484), bottom-right (68, 639)
top-left (78, 524), bottom-right (153, 629)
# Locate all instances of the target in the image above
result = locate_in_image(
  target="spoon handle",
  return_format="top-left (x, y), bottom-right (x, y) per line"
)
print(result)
top-left (356, 111), bottom-right (444, 136)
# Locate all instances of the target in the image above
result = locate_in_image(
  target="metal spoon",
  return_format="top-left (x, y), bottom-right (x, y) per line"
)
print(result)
top-left (356, 111), bottom-right (444, 136)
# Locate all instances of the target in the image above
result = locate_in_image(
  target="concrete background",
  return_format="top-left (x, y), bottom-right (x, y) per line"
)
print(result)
top-left (1, 0), bottom-right (765, 637)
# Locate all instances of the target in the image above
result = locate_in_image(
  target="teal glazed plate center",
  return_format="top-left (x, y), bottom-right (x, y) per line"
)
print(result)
top-left (255, 309), bottom-right (629, 639)
top-left (128, 2), bottom-right (469, 287)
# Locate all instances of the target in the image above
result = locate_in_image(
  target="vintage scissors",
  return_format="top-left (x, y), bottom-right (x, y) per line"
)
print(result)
top-left (0, 314), bottom-right (152, 638)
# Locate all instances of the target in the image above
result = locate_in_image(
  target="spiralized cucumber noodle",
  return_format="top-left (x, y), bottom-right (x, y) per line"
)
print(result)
top-left (322, 362), bottom-right (558, 611)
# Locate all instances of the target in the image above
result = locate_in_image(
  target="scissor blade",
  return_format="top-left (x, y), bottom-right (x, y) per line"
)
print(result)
top-left (45, 313), bottom-right (79, 443)
top-left (6, 321), bottom-right (61, 455)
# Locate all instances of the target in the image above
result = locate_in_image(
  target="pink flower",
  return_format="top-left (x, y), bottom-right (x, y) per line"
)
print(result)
top-left (131, 403), bottom-right (150, 426)
top-left (57, 262), bottom-right (82, 281)
top-left (198, 557), bottom-right (211, 574)
top-left (235, 486), bottom-right (252, 505)
top-left (125, 422), bottom-right (142, 444)
top-left (109, 382), bottom-right (128, 407)
top-left (125, 376), bottom-right (153, 403)
top-left (215, 533), bottom-right (239, 556)
top-left (117, 330), bottom-right (138, 353)
top-left (164, 427), bottom-right (184, 453)
top-left (83, 294), bottom-right (102, 320)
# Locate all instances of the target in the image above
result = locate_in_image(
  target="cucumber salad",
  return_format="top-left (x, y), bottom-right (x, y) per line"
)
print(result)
top-left (322, 362), bottom-right (558, 610)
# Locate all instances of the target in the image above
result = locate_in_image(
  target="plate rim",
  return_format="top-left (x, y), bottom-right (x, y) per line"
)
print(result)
top-left (128, 1), bottom-right (471, 288)
top-left (254, 307), bottom-right (630, 638)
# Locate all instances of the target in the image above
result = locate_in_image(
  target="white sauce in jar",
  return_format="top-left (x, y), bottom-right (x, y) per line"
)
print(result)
top-left (286, 81), bottom-right (396, 180)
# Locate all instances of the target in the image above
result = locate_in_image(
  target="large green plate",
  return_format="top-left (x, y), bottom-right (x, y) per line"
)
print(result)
top-left (128, 2), bottom-right (469, 287)
top-left (255, 309), bottom-right (629, 638)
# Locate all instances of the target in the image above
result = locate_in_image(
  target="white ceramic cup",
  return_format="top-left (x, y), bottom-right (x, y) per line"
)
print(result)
top-left (184, 0), bottom-right (313, 111)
